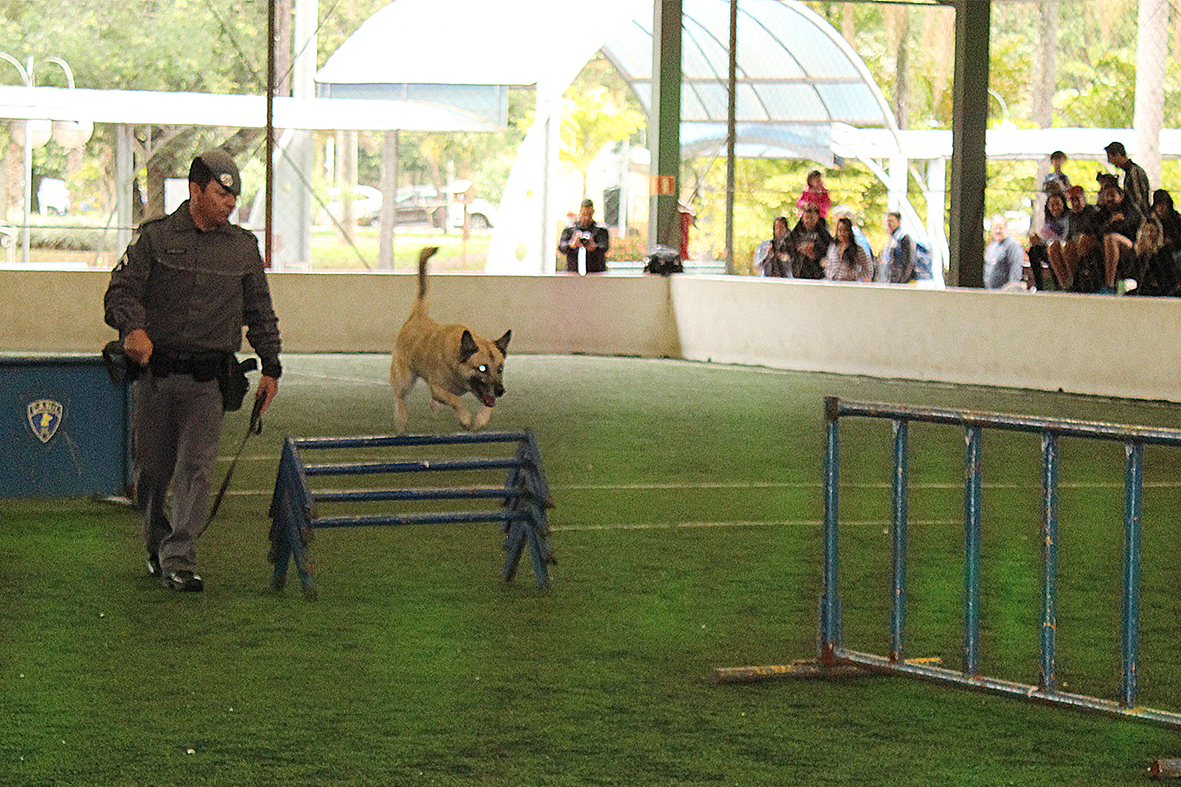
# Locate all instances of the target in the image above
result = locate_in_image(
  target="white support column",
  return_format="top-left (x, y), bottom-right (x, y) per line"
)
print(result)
top-left (115, 124), bottom-right (133, 254)
top-left (1134, 0), bottom-right (1167, 186)
top-left (887, 153), bottom-right (908, 214)
top-left (537, 72), bottom-right (561, 275)
top-left (926, 158), bottom-right (948, 285)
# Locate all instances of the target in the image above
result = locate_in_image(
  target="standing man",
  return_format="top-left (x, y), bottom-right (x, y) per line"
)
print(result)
top-left (558, 198), bottom-right (610, 273)
top-left (1105, 141), bottom-right (1151, 219)
top-left (881, 211), bottom-right (915, 284)
top-left (983, 216), bottom-right (1026, 290)
top-left (104, 149), bottom-right (282, 592)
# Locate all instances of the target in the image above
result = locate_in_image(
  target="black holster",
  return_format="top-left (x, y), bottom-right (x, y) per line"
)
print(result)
top-left (218, 355), bottom-right (258, 411)
top-left (102, 340), bottom-right (139, 385)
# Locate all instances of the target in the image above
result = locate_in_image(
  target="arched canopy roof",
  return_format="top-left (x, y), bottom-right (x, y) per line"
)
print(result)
top-left (315, 0), bottom-right (899, 162)
top-left (601, 0), bottom-right (899, 162)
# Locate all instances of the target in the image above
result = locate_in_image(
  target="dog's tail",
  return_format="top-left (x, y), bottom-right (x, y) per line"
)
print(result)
top-left (417, 246), bottom-right (439, 301)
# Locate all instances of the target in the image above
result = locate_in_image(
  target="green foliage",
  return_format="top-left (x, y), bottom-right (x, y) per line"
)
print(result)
top-left (1057, 55), bottom-right (1138, 129)
top-left (558, 56), bottom-right (645, 199)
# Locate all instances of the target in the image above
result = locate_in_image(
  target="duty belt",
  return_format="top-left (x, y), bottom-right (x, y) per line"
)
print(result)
top-left (150, 350), bottom-right (226, 381)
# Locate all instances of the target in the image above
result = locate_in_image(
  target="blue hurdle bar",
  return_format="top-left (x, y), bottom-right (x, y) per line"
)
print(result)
top-left (1040, 431), bottom-right (1059, 692)
top-left (807, 397), bottom-right (1181, 730)
top-left (268, 430), bottom-right (555, 598)
top-left (890, 419), bottom-right (908, 664)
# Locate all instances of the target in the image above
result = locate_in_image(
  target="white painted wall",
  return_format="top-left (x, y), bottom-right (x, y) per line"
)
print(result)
top-left (4, 269), bottom-right (1179, 403)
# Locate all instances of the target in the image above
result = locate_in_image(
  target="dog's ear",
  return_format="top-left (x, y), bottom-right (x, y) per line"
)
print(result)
top-left (459, 329), bottom-right (478, 363)
top-left (494, 329), bottom-right (512, 356)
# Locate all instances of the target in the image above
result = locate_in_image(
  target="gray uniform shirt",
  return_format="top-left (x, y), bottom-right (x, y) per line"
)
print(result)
top-left (104, 200), bottom-right (281, 373)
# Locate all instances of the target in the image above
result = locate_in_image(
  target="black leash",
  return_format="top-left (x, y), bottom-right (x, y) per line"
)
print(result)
top-left (207, 394), bottom-right (265, 526)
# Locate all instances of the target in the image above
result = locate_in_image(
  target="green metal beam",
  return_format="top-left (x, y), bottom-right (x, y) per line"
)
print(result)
top-left (948, 0), bottom-right (990, 288)
top-left (648, 0), bottom-right (682, 252)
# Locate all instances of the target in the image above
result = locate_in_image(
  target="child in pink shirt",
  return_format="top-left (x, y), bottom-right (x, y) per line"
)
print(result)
top-left (796, 170), bottom-right (832, 219)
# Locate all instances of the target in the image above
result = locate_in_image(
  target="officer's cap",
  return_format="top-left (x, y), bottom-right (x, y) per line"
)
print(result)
top-left (193, 148), bottom-right (241, 196)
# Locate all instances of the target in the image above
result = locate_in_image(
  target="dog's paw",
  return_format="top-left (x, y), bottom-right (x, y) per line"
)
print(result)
top-left (455, 408), bottom-right (474, 430)
top-left (473, 405), bottom-right (494, 430)
top-left (394, 400), bottom-right (409, 434)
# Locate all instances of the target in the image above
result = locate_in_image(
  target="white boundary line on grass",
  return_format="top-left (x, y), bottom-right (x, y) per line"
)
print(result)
top-left (549, 519), bottom-right (956, 532)
top-left (219, 475), bottom-right (1181, 493)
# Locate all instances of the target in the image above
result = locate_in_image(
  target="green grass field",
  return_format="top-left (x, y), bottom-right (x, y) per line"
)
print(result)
top-left (5, 354), bottom-right (1181, 786)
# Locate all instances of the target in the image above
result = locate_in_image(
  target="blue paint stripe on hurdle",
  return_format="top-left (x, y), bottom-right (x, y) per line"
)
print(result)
top-left (722, 397), bottom-right (1181, 732)
top-left (268, 430), bottom-right (555, 598)
top-left (292, 432), bottom-right (531, 449)
top-left (312, 487), bottom-right (522, 503)
top-left (303, 458), bottom-right (523, 476)
top-left (314, 510), bottom-right (529, 528)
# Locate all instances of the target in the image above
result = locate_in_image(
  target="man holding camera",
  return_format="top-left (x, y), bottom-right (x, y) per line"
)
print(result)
top-left (103, 149), bottom-right (282, 592)
top-left (559, 198), bottom-right (610, 273)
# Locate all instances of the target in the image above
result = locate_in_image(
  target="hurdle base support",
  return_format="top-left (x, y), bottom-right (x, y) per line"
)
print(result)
top-left (1150, 759), bottom-right (1181, 780)
top-left (713, 657), bottom-right (942, 684)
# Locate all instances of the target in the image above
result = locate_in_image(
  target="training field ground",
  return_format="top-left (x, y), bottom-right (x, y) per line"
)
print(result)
top-left (5, 354), bottom-right (1181, 786)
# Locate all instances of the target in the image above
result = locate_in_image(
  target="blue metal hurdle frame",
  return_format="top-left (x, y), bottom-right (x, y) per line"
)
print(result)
top-left (268, 430), bottom-right (555, 598)
top-left (813, 396), bottom-right (1181, 729)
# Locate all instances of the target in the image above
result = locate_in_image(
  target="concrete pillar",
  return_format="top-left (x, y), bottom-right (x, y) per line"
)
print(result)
top-left (947, 0), bottom-right (990, 288)
top-left (116, 124), bottom-right (133, 255)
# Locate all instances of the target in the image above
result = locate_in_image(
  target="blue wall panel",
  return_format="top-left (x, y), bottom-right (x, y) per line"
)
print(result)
top-left (0, 355), bottom-right (131, 498)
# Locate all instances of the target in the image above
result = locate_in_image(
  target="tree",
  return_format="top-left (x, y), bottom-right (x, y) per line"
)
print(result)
top-left (559, 85), bottom-right (644, 200)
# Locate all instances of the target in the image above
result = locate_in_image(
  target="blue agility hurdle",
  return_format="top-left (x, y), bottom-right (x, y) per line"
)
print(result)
top-left (716, 396), bottom-right (1181, 731)
top-left (268, 430), bottom-right (555, 599)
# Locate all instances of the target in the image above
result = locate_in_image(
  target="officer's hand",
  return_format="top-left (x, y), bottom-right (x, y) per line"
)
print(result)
top-left (124, 329), bottom-right (153, 366)
top-left (256, 375), bottom-right (279, 414)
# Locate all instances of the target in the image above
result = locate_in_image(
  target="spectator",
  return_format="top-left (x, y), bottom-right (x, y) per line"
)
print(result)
top-left (1028, 191), bottom-right (1071, 290)
top-left (1042, 150), bottom-right (1071, 196)
top-left (1105, 141), bottom-right (1151, 218)
top-left (824, 217), bottom-right (873, 282)
top-left (1132, 216), bottom-right (1175, 297)
top-left (1054, 186), bottom-right (1102, 291)
top-left (830, 205), bottom-right (875, 266)
top-left (796, 170), bottom-right (832, 219)
top-left (1151, 189), bottom-right (1181, 248)
top-left (558, 198), bottom-right (609, 273)
top-left (755, 216), bottom-right (792, 278)
top-left (1095, 181), bottom-right (1140, 291)
top-left (983, 216), bottom-right (1026, 290)
top-left (787, 203), bottom-right (831, 279)
top-left (881, 211), bottom-right (916, 284)
top-left (1096, 171), bottom-right (1120, 193)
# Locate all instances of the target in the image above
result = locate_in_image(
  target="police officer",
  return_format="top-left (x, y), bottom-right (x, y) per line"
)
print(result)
top-left (104, 149), bottom-right (282, 592)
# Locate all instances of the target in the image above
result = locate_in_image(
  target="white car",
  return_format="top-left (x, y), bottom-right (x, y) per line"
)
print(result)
top-left (38, 178), bottom-right (69, 215)
top-left (326, 183), bottom-right (496, 230)
top-left (456, 198), bottom-right (496, 231)
top-left (325, 185), bottom-right (383, 225)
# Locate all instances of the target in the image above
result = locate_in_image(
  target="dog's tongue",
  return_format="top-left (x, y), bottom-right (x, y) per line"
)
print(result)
top-left (481, 394), bottom-right (496, 408)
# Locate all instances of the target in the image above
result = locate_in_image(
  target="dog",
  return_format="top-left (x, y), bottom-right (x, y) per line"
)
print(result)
top-left (391, 247), bottom-right (511, 432)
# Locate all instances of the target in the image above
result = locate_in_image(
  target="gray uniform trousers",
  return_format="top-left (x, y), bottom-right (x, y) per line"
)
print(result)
top-left (133, 372), bottom-right (225, 573)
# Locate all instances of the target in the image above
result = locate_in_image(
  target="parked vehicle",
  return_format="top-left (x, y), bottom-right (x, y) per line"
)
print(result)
top-left (37, 178), bottom-right (69, 216)
top-left (325, 183), bottom-right (495, 230)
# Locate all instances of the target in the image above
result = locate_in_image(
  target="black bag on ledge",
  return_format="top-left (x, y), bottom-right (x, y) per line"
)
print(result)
top-left (643, 245), bottom-right (683, 276)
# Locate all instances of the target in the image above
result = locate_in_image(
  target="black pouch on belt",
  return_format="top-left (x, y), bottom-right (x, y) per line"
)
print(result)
top-left (218, 354), bottom-right (258, 411)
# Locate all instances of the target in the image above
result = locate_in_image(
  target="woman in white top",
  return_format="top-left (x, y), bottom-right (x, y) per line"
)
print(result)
top-left (824, 217), bottom-right (873, 281)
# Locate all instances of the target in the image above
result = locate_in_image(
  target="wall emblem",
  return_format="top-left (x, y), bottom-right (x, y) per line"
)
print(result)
top-left (27, 399), bottom-right (63, 444)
